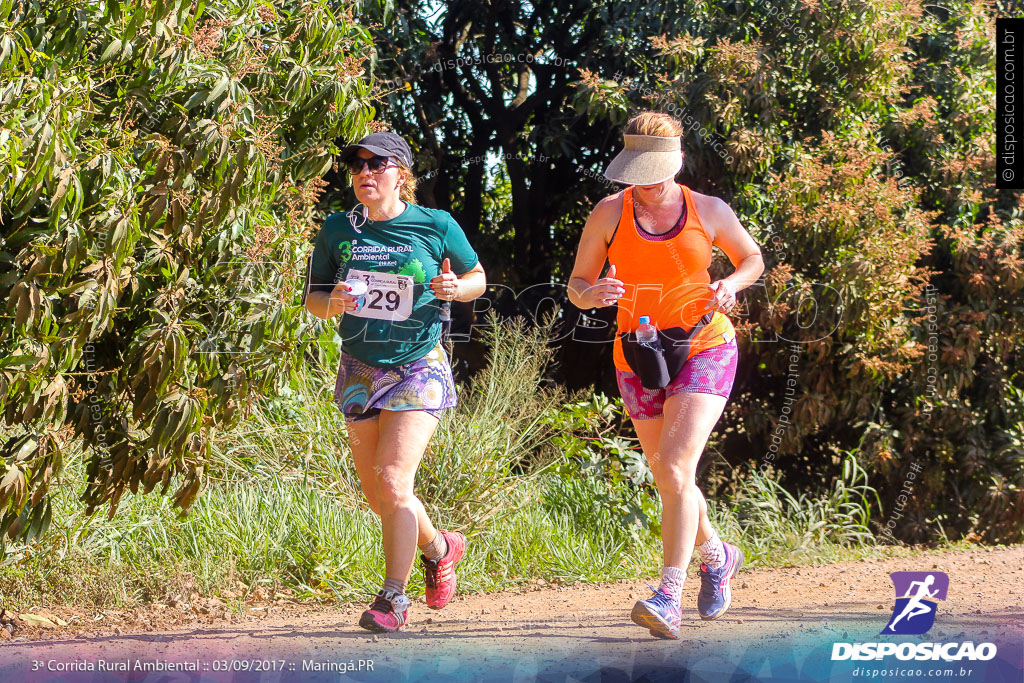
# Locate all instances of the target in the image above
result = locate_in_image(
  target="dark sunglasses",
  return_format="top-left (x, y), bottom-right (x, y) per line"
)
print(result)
top-left (345, 155), bottom-right (398, 175)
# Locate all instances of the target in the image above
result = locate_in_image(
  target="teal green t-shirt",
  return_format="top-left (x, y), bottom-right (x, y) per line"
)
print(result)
top-left (308, 203), bottom-right (479, 367)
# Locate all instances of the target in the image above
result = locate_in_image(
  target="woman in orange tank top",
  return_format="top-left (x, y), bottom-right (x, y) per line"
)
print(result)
top-left (568, 112), bottom-right (764, 639)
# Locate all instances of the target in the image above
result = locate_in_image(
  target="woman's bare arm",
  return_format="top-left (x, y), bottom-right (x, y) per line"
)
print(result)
top-left (568, 195), bottom-right (626, 309)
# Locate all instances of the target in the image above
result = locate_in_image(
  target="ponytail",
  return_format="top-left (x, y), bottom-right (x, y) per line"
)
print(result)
top-left (399, 165), bottom-right (417, 204)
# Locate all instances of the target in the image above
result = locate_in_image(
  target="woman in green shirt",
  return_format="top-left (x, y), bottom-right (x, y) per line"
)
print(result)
top-left (305, 131), bottom-right (486, 633)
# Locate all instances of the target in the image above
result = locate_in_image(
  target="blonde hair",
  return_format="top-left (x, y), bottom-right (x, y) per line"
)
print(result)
top-left (398, 164), bottom-right (417, 204)
top-left (624, 111), bottom-right (683, 137)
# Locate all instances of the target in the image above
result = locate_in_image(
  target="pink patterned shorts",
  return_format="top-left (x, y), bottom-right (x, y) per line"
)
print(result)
top-left (616, 338), bottom-right (738, 420)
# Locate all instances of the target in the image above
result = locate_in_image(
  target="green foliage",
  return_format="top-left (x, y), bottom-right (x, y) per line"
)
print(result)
top-left (367, 0), bottom-right (1021, 544)
top-left (208, 311), bottom-right (570, 533)
top-left (0, 317), bottom-right (883, 607)
top-left (0, 0), bottom-right (1015, 599)
top-left (421, 311), bottom-right (567, 530)
top-left (366, 0), bottom-right (709, 283)
top-left (0, 0), bottom-right (376, 544)
top-left (726, 456), bottom-right (879, 565)
top-left (568, 0), bottom-right (1023, 543)
top-left (543, 394), bottom-right (659, 535)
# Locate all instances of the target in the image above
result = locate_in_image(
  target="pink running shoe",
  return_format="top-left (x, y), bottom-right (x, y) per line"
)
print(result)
top-left (358, 590), bottom-right (411, 633)
top-left (422, 529), bottom-right (467, 610)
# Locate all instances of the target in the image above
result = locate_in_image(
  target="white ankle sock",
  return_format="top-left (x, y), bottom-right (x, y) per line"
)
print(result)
top-left (697, 530), bottom-right (726, 569)
top-left (659, 566), bottom-right (685, 603)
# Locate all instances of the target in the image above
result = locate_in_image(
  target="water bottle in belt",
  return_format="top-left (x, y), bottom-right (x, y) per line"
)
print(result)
top-left (636, 315), bottom-right (662, 350)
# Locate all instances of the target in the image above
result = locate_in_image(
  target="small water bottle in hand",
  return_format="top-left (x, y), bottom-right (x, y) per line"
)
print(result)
top-left (344, 279), bottom-right (368, 312)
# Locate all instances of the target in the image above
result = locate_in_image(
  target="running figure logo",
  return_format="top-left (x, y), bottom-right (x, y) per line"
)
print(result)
top-left (882, 571), bottom-right (949, 635)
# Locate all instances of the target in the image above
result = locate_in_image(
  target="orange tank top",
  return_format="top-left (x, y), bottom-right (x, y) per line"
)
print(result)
top-left (609, 184), bottom-right (735, 373)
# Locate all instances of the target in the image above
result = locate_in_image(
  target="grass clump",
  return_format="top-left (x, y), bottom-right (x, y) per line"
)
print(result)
top-left (1, 313), bottom-right (890, 611)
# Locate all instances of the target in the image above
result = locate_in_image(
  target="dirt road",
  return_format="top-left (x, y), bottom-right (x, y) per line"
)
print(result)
top-left (1, 546), bottom-right (1021, 682)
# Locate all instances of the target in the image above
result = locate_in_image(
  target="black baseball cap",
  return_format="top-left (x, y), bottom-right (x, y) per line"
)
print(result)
top-left (339, 131), bottom-right (413, 168)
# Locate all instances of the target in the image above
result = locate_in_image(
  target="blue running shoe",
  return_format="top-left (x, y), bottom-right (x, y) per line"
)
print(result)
top-left (630, 583), bottom-right (681, 640)
top-left (697, 541), bottom-right (744, 620)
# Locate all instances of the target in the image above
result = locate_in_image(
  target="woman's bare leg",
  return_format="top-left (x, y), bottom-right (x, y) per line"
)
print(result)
top-left (632, 392), bottom-right (726, 568)
top-left (373, 409), bottom-right (440, 583)
top-left (346, 416), bottom-right (382, 514)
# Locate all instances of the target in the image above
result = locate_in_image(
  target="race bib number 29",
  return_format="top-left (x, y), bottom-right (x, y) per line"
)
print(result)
top-left (346, 268), bottom-right (415, 321)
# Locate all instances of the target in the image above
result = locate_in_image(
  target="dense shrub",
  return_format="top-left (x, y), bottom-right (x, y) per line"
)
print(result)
top-left (0, 0), bottom-right (376, 545)
top-left (560, 0), bottom-right (1023, 542)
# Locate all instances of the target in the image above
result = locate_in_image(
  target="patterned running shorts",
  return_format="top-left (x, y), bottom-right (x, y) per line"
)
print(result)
top-left (616, 338), bottom-right (738, 420)
top-left (333, 344), bottom-right (457, 423)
